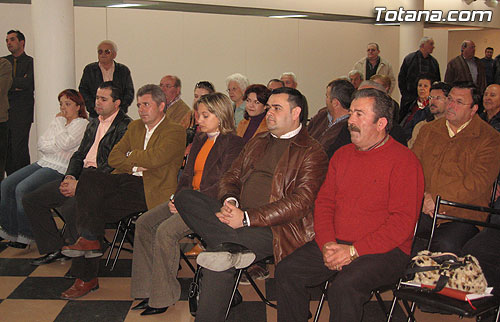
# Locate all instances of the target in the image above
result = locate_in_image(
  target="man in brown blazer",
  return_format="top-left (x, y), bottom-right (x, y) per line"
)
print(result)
top-left (59, 84), bottom-right (185, 299)
top-left (445, 40), bottom-right (487, 94)
top-left (0, 58), bottom-right (12, 181)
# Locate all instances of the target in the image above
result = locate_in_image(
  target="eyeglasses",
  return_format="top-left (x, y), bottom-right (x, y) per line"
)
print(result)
top-left (98, 49), bottom-right (112, 55)
top-left (447, 96), bottom-right (472, 107)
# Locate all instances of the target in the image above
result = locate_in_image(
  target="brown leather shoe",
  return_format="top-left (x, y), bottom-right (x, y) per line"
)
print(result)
top-left (60, 278), bottom-right (99, 299)
top-left (62, 237), bottom-right (102, 258)
top-left (184, 243), bottom-right (204, 257)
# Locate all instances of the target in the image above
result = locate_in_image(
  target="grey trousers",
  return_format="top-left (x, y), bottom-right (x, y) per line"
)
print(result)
top-left (130, 201), bottom-right (192, 308)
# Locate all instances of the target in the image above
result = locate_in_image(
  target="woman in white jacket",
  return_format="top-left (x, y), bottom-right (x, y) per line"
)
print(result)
top-left (0, 89), bottom-right (89, 248)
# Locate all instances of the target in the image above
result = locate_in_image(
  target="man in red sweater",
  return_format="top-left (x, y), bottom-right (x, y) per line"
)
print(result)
top-left (276, 88), bottom-right (424, 322)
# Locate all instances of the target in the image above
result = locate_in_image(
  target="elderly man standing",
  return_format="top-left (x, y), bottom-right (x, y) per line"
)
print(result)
top-left (445, 40), bottom-right (486, 94)
top-left (159, 75), bottom-right (191, 125)
top-left (59, 84), bottom-right (185, 299)
top-left (399, 36), bottom-right (441, 121)
top-left (175, 87), bottom-right (328, 321)
top-left (79, 40), bottom-right (134, 118)
top-left (3, 30), bottom-right (34, 175)
top-left (280, 72), bottom-right (298, 88)
top-left (307, 79), bottom-right (355, 152)
top-left (412, 83), bottom-right (500, 253)
top-left (353, 43), bottom-right (396, 93)
top-left (276, 88), bottom-right (424, 322)
top-left (0, 58), bottom-right (12, 181)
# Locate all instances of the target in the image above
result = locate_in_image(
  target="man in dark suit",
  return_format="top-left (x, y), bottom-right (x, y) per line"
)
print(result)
top-left (3, 30), bottom-right (34, 175)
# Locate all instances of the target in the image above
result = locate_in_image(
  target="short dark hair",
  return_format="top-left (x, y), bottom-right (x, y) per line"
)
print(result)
top-left (243, 84), bottom-right (271, 105)
top-left (486, 47), bottom-right (494, 51)
top-left (430, 82), bottom-right (451, 96)
top-left (137, 84), bottom-right (167, 107)
top-left (7, 30), bottom-right (25, 43)
top-left (270, 87), bottom-right (308, 124)
top-left (267, 79), bottom-right (285, 87)
top-left (327, 79), bottom-right (355, 110)
top-left (98, 81), bottom-right (122, 102)
top-left (450, 82), bottom-right (481, 107)
top-left (194, 81), bottom-right (215, 93)
top-left (416, 73), bottom-right (435, 85)
top-left (352, 88), bottom-right (394, 133)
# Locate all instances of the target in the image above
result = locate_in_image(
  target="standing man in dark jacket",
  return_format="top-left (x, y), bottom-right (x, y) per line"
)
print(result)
top-left (0, 58), bottom-right (12, 181)
top-left (3, 30), bottom-right (34, 175)
top-left (175, 87), bottom-right (329, 321)
top-left (23, 81), bottom-right (131, 266)
top-left (398, 36), bottom-right (441, 121)
top-left (79, 40), bottom-right (134, 118)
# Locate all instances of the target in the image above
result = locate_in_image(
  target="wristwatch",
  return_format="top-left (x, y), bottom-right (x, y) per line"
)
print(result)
top-left (349, 245), bottom-right (358, 261)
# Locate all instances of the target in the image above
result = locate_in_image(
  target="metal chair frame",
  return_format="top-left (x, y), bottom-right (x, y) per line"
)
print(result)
top-left (104, 212), bottom-right (143, 271)
top-left (386, 194), bottom-right (500, 322)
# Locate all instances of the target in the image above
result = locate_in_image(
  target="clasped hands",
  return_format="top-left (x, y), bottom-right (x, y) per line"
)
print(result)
top-left (216, 200), bottom-right (244, 229)
top-left (322, 242), bottom-right (352, 271)
top-left (59, 176), bottom-right (77, 197)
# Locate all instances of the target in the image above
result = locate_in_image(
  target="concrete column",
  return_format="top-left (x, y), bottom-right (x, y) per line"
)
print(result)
top-left (399, 0), bottom-right (424, 64)
top-left (31, 0), bottom-right (75, 147)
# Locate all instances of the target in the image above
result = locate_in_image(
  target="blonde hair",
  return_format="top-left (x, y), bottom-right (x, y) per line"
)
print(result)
top-left (195, 92), bottom-right (236, 134)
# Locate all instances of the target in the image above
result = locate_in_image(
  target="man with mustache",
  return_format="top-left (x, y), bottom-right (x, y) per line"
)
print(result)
top-left (276, 88), bottom-right (424, 322)
top-left (175, 87), bottom-right (328, 321)
top-left (412, 82), bottom-right (500, 253)
top-left (407, 82), bottom-right (451, 148)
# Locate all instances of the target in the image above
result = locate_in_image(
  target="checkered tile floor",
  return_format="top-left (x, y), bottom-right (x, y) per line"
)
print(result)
top-left (0, 232), bottom-right (467, 322)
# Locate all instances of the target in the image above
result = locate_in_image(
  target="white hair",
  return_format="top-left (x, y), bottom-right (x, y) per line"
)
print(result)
top-left (98, 40), bottom-right (118, 53)
top-left (419, 36), bottom-right (433, 48)
top-left (348, 69), bottom-right (364, 80)
top-left (225, 73), bottom-right (249, 92)
top-left (280, 72), bottom-right (297, 82)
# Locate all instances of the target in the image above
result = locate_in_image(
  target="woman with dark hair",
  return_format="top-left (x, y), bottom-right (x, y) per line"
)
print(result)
top-left (0, 89), bottom-right (88, 248)
top-left (130, 92), bottom-right (244, 316)
top-left (237, 84), bottom-right (271, 143)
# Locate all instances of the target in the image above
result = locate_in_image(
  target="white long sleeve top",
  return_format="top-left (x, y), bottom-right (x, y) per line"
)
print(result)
top-left (37, 116), bottom-right (89, 174)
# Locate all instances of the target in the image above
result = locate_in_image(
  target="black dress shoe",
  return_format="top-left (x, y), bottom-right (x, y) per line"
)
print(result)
top-left (131, 299), bottom-right (149, 310)
top-left (140, 306), bottom-right (168, 316)
top-left (31, 250), bottom-right (68, 266)
top-left (7, 241), bottom-right (28, 249)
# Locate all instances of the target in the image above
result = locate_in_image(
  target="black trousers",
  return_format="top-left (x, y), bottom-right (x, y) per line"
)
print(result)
top-left (6, 118), bottom-right (31, 175)
top-left (176, 190), bottom-right (273, 322)
top-left (275, 241), bottom-right (409, 322)
top-left (70, 171), bottom-right (147, 281)
top-left (23, 179), bottom-right (78, 254)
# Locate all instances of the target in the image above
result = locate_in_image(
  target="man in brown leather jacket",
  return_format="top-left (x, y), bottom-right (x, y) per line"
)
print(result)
top-left (176, 87), bottom-right (328, 321)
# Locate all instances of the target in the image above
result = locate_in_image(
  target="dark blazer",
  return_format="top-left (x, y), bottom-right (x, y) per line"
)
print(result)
top-left (65, 109), bottom-right (132, 179)
top-left (3, 52), bottom-right (34, 123)
top-left (445, 55), bottom-right (486, 94)
top-left (78, 61), bottom-right (134, 117)
top-left (176, 132), bottom-right (244, 200)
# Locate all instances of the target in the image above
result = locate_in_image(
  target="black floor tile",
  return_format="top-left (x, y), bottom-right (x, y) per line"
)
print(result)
top-left (8, 277), bottom-right (74, 299)
top-left (97, 259), bottom-right (131, 277)
top-left (226, 301), bottom-right (267, 322)
top-left (361, 301), bottom-right (406, 322)
top-left (55, 300), bottom-right (133, 322)
top-left (0, 258), bottom-right (38, 276)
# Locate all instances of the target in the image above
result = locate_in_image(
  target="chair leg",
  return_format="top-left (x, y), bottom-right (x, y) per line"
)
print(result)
top-left (180, 250), bottom-right (196, 273)
top-left (244, 269), bottom-right (276, 308)
top-left (313, 281), bottom-right (329, 322)
top-left (374, 290), bottom-right (388, 317)
top-left (105, 220), bottom-right (123, 267)
top-left (110, 224), bottom-right (130, 271)
top-left (225, 269), bottom-right (244, 320)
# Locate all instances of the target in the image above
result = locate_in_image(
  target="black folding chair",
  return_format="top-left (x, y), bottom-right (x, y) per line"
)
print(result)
top-left (386, 195), bottom-right (500, 322)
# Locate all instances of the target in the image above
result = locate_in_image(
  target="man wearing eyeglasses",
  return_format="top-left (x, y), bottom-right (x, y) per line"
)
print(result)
top-left (159, 75), bottom-right (190, 125)
top-left (353, 43), bottom-right (396, 94)
top-left (79, 40), bottom-right (134, 118)
top-left (412, 82), bottom-right (500, 253)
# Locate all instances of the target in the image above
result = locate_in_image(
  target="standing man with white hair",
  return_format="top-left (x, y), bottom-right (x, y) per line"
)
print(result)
top-left (79, 40), bottom-right (135, 118)
top-left (280, 72), bottom-right (298, 89)
top-left (226, 73), bottom-right (249, 127)
top-left (398, 36), bottom-right (440, 122)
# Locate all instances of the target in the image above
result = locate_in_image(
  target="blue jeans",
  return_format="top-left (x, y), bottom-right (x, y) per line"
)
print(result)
top-left (0, 163), bottom-right (62, 239)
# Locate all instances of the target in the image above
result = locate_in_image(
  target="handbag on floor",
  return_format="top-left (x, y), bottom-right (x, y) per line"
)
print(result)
top-left (404, 250), bottom-right (487, 295)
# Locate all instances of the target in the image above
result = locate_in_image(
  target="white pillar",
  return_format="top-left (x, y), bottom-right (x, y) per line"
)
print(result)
top-left (31, 0), bottom-right (75, 142)
top-left (399, 0), bottom-right (424, 64)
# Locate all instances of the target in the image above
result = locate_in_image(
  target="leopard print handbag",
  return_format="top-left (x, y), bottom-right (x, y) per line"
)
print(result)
top-left (404, 250), bottom-right (488, 294)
